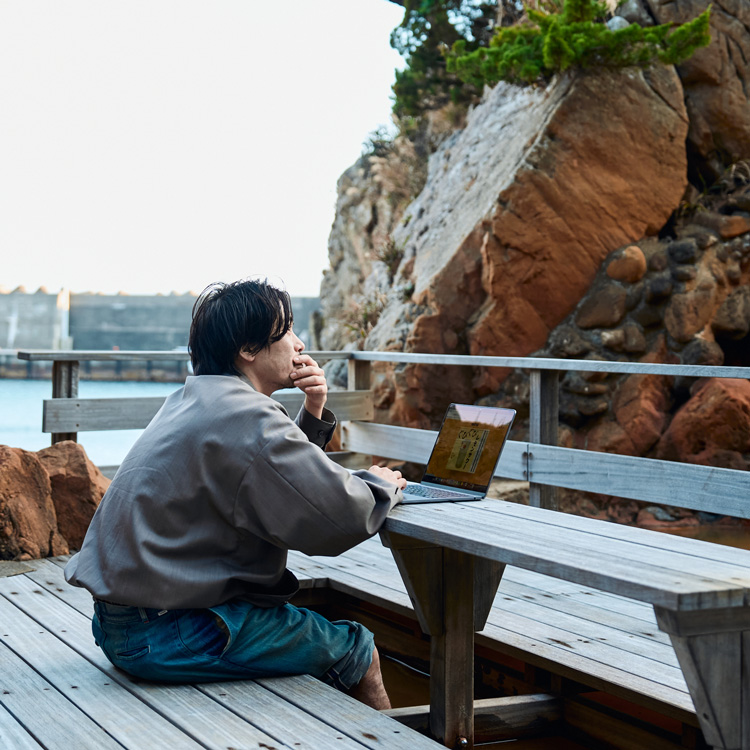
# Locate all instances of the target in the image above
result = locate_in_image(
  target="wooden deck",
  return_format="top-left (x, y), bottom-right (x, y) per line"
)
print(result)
top-left (0, 557), bottom-right (441, 750)
top-left (288, 536), bottom-right (698, 727)
top-left (0, 538), bottom-right (701, 749)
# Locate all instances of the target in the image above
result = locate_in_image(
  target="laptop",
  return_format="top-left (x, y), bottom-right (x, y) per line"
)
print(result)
top-left (401, 403), bottom-right (516, 504)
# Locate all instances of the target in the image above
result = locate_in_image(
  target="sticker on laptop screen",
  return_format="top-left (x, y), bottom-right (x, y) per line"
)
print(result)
top-left (446, 428), bottom-right (489, 474)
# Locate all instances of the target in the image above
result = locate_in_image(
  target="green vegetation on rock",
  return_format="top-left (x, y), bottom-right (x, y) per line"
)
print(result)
top-left (445, 0), bottom-right (712, 87)
top-left (390, 0), bottom-right (498, 119)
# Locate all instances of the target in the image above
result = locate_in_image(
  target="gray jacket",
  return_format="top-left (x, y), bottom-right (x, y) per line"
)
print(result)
top-left (65, 374), bottom-right (401, 609)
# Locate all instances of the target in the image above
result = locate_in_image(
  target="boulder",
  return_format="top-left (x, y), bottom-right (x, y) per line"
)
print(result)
top-left (656, 378), bottom-right (750, 468)
top-left (575, 284), bottom-right (628, 329)
top-left (663, 264), bottom-right (719, 342)
top-left (611, 371), bottom-right (671, 455)
top-left (712, 285), bottom-right (750, 340)
top-left (37, 441), bottom-right (110, 550)
top-left (0, 446), bottom-right (68, 560)
top-left (606, 245), bottom-right (648, 283)
top-left (642, 0), bottom-right (750, 177)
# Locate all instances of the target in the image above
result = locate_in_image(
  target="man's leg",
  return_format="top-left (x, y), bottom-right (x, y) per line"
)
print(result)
top-left (347, 646), bottom-right (391, 710)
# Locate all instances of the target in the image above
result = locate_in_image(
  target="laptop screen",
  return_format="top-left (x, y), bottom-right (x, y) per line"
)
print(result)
top-left (422, 404), bottom-right (515, 494)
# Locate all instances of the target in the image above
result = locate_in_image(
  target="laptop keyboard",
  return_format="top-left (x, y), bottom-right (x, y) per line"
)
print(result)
top-left (404, 484), bottom-right (465, 499)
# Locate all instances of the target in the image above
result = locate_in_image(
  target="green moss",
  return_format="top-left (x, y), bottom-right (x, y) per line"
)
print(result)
top-left (445, 1), bottom-right (712, 87)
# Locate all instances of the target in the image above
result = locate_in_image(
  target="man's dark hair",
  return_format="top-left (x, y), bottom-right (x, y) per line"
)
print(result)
top-left (189, 279), bottom-right (293, 376)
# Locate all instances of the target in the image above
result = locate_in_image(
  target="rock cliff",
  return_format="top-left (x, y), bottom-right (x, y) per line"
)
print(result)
top-left (318, 0), bottom-right (750, 516)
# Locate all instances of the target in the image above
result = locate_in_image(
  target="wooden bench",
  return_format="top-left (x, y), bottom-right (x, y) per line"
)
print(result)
top-left (0, 558), bottom-right (442, 750)
top-left (288, 536), bottom-right (698, 725)
top-left (363, 499), bottom-right (750, 750)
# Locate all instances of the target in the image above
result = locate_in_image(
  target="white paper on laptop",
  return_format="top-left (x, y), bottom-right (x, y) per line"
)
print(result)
top-left (401, 403), bottom-right (516, 504)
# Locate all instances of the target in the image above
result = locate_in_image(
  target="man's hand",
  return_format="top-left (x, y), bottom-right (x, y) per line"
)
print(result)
top-left (367, 465), bottom-right (407, 491)
top-left (290, 354), bottom-right (328, 419)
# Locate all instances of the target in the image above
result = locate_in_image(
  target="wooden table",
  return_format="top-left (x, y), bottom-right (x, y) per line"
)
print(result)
top-left (380, 499), bottom-right (750, 750)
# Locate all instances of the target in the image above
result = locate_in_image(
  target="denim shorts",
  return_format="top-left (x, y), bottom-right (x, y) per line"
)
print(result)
top-left (92, 598), bottom-right (375, 691)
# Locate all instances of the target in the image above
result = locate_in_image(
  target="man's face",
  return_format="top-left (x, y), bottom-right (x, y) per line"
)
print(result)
top-left (247, 327), bottom-right (304, 395)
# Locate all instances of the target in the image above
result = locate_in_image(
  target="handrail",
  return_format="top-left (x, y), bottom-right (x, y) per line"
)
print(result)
top-left (16, 348), bottom-right (750, 379)
top-left (16, 350), bottom-right (352, 362)
top-left (350, 351), bottom-right (750, 379)
top-left (15, 348), bottom-right (750, 519)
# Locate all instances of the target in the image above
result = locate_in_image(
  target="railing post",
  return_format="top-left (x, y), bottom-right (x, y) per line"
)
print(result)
top-left (347, 357), bottom-right (371, 393)
top-left (528, 369), bottom-right (559, 511)
top-left (51, 360), bottom-right (80, 444)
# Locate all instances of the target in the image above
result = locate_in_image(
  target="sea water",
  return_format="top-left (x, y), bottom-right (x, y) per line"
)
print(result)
top-left (0, 378), bottom-right (181, 466)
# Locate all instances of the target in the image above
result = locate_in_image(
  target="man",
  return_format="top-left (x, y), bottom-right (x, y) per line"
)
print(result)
top-left (65, 279), bottom-right (406, 709)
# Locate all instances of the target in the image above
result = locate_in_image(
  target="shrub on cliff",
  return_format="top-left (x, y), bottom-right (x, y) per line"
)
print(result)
top-left (445, 0), bottom-right (711, 86)
top-left (390, 0), bottom-right (499, 119)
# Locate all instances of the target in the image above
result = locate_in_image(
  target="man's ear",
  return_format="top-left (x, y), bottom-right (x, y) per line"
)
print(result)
top-left (237, 348), bottom-right (256, 365)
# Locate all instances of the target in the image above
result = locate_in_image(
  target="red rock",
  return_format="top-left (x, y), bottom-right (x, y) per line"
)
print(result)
top-left (663, 266), bottom-right (719, 343)
top-left (650, 0), bottom-right (750, 173)
top-left (37, 441), bottom-right (111, 550)
top-left (606, 245), bottom-right (647, 283)
top-left (636, 508), bottom-right (700, 529)
top-left (0, 446), bottom-right (68, 560)
top-left (656, 378), bottom-right (750, 468)
top-left (585, 420), bottom-right (637, 456)
top-left (612, 371), bottom-right (671, 455)
top-left (694, 211), bottom-right (750, 240)
top-left (356, 65), bottom-right (688, 425)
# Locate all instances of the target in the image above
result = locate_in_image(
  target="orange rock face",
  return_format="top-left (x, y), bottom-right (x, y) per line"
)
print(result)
top-left (470, 66), bottom-right (687, 380)
top-left (0, 446), bottom-right (68, 560)
top-left (366, 66), bottom-right (689, 424)
top-left (37, 441), bottom-right (110, 550)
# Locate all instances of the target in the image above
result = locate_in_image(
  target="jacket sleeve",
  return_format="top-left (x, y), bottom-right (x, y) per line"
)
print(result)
top-left (233, 405), bottom-right (401, 556)
top-left (294, 405), bottom-right (336, 449)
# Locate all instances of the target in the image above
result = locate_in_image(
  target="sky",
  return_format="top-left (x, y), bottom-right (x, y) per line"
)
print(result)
top-left (0, 0), bottom-right (405, 298)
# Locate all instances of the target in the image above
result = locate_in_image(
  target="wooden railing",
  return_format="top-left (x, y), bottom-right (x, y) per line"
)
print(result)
top-left (16, 349), bottom-right (750, 519)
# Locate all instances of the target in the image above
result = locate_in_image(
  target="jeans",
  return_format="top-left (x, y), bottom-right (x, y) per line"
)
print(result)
top-left (92, 597), bottom-right (375, 691)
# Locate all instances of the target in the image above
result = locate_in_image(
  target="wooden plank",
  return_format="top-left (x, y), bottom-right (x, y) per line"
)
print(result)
top-left (275, 390), bottom-right (373, 422)
top-left (341, 422), bottom-right (527, 481)
top-left (42, 390), bottom-right (374, 433)
top-left (44, 396), bottom-right (166, 432)
top-left (0, 642), bottom-right (123, 750)
top-left (0, 575), bottom-right (289, 749)
top-left (347, 359), bottom-right (371, 392)
top-left (196, 679), bottom-right (369, 749)
top-left (18, 349), bottom-right (351, 362)
top-left (0, 705), bottom-right (44, 750)
top-left (0, 595), bottom-right (205, 749)
top-left (286, 549), bottom-right (696, 720)
top-left (384, 694), bottom-right (562, 743)
top-left (350, 351), bottom-right (750, 379)
top-left (51, 360), bottom-right (79, 443)
top-left (342, 423), bottom-right (750, 519)
top-left (382, 503), bottom-right (748, 610)
top-left (18, 350), bottom-right (191, 362)
top-left (311, 542), bottom-right (672, 665)
top-left (256, 673), bottom-right (443, 749)
top-left (469, 500), bottom-right (750, 575)
top-left (527, 443), bottom-right (750, 519)
top-left (528, 369), bottom-right (559, 511)
top-left (431, 548), bottom-right (476, 748)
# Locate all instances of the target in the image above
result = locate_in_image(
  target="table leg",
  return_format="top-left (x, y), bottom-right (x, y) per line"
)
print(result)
top-left (655, 606), bottom-right (750, 750)
top-left (381, 531), bottom-right (504, 749)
